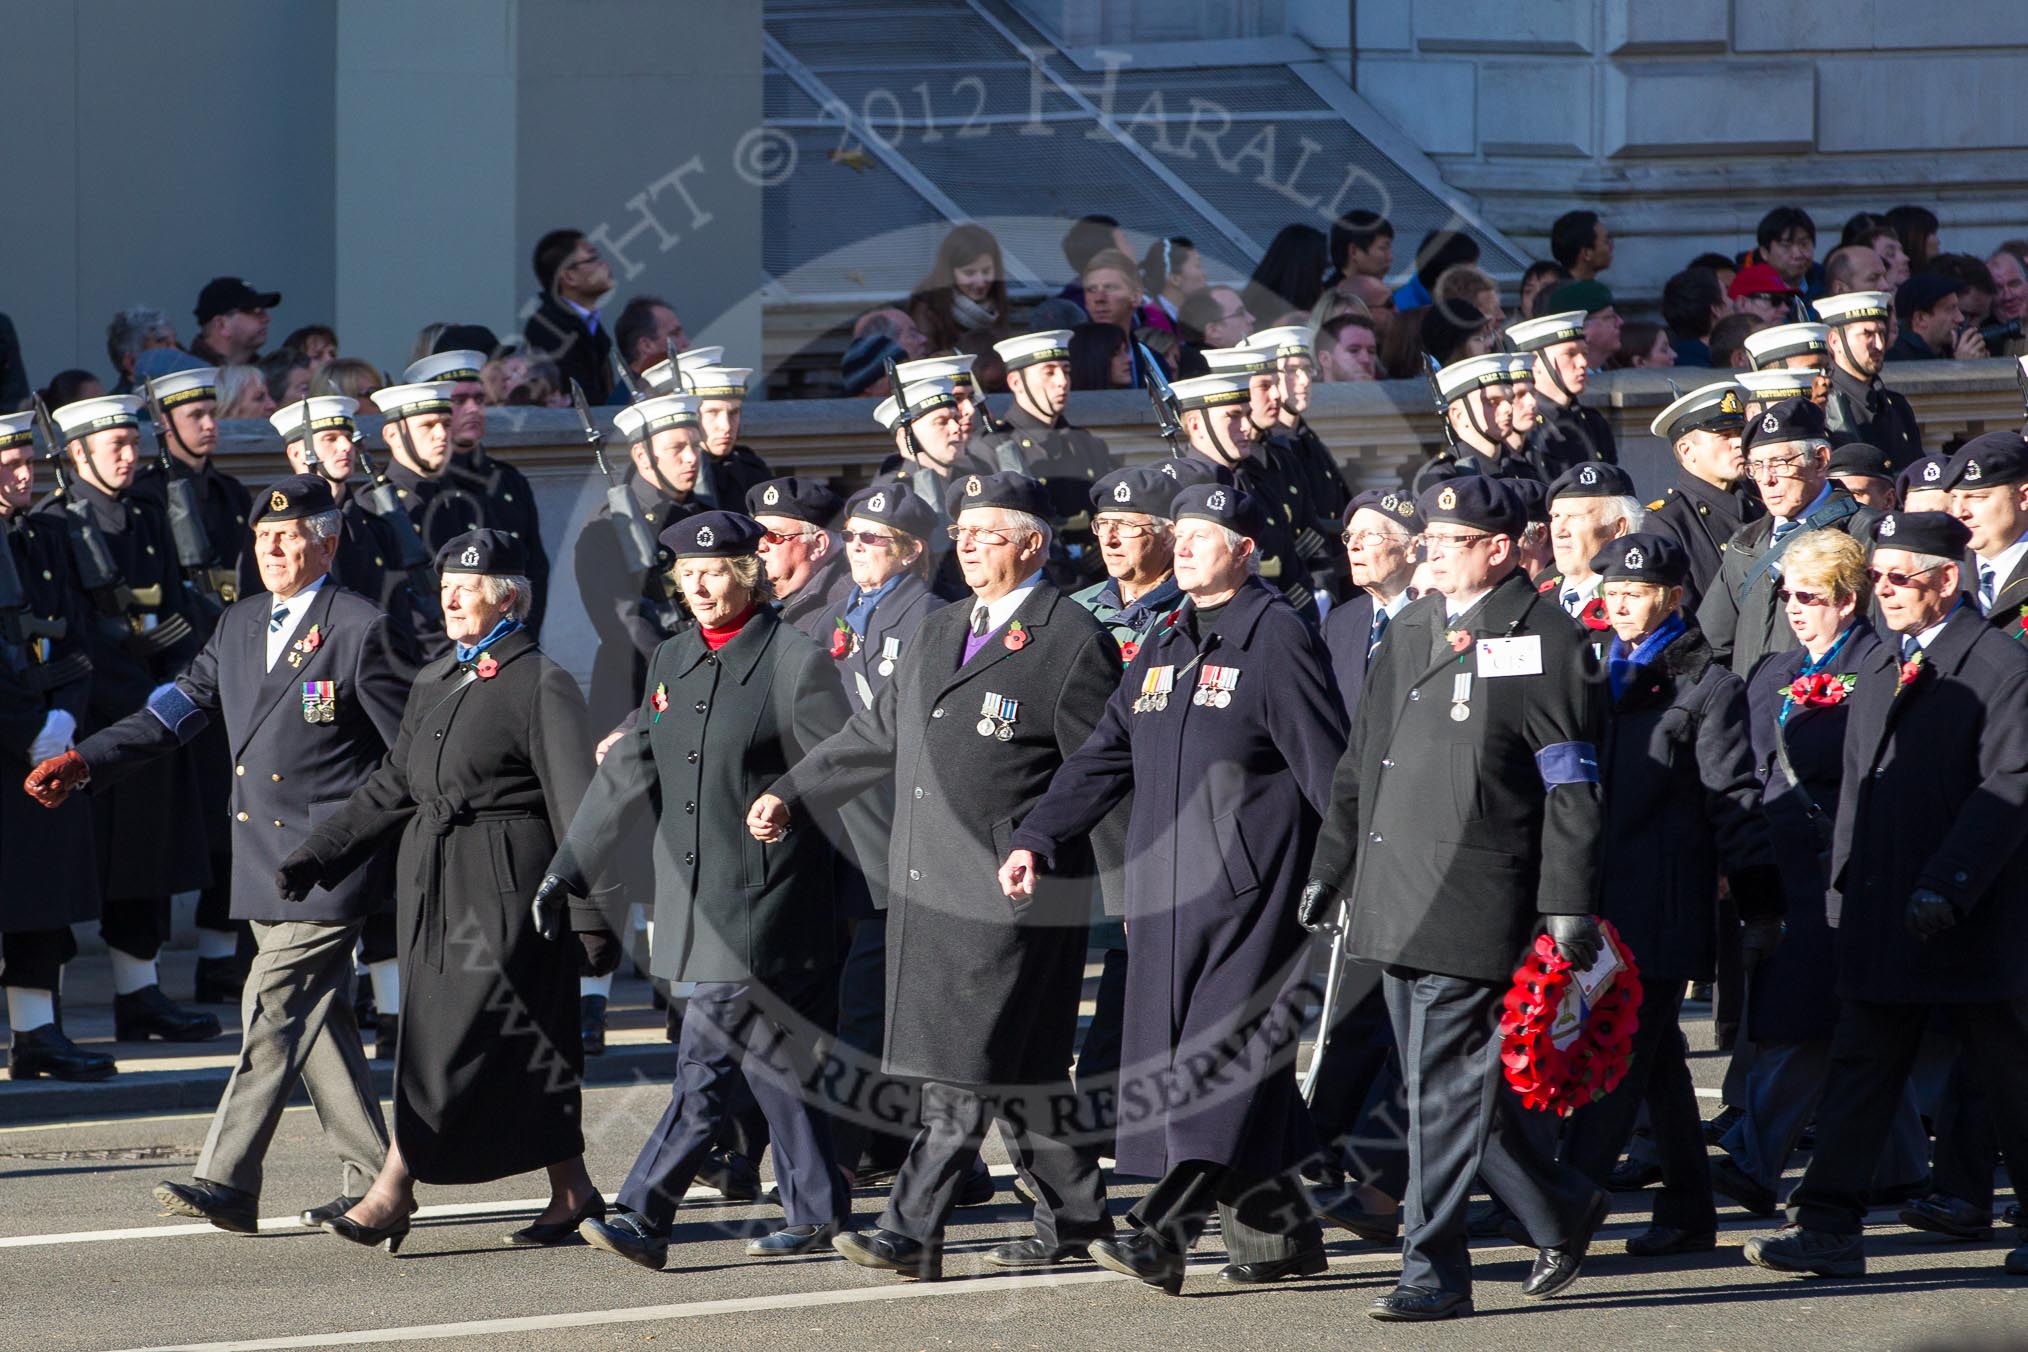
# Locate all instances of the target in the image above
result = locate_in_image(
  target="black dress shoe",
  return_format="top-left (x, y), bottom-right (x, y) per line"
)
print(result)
top-left (1219, 1247), bottom-right (1328, 1284)
top-left (580, 994), bottom-right (608, 1057)
top-left (505, 1193), bottom-right (606, 1247)
top-left (1710, 1156), bottom-right (1779, 1218)
top-left (192, 956), bottom-right (247, 1005)
top-left (832, 1227), bottom-right (942, 1280)
top-left (580, 1210), bottom-right (669, 1269)
top-left (746, 1221), bottom-right (839, 1256)
top-left (1309, 1181), bottom-right (1400, 1243)
top-left (1625, 1225), bottom-right (1717, 1257)
top-left (2006, 1203), bottom-right (2023, 1227)
top-left (372, 1013), bottom-right (398, 1062)
top-left (954, 1159), bottom-right (997, 1208)
top-left (1368, 1286), bottom-right (1473, 1321)
top-left (1607, 1157), bottom-right (1663, 1191)
top-left (696, 1149), bottom-right (762, 1202)
top-left (325, 1210), bottom-right (412, 1254)
top-left (2006, 1244), bottom-right (2028, 1276)
top-left (155, 1179), bottom-right (258, 1234)
top-left (1088, 1231), bottom-right (1186, 1295)
top-left (985, 1236), bottom-right (1095, 1269)
top-left (1702, 1104), bottom-right (1744, 1146)
top-left (113, 986), bottom-right (221, 1043)
top-left (1742, 1224), bottom-right (1863, 1278)
top-left (300, 1195), bottom-right (364, 1228)
top-left (1899, 1193), bottom-right (1994, 1241)
top-left (1520, 1189), bottom-right (1610, 1300)
top-left (8, 1023), bottom-right (116, 1082)
top-left (1863, 1178), bottom-right (1930, 1208)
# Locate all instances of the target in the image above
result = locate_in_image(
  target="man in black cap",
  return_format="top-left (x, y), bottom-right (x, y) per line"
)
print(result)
top-left (1826, 443), bottom-right (1896, 510)
top-left (1946, 432), bottom-right (2028, 631)
top-left (1816, 291), bottom-right (1923, 469)
top-left (1541, 461), bottom-right (1642, 624)
top-left (1698, 398), bottom-right (1879, 680)
top-left (1887, 274), bottom-right (1976, 362)
top-left (754, 471), bottom-right (1120, 1280)
top-left (28, 475), bottom-right (404, 1233)
top-left (1899, 452), bottom-right (1954, 511)
top-left (748, 476), bottom-right (851, 643)
top-left (1303, 474), bottom-right (1611, 1320)
top-left (1744, 511), bottom-right (2028, 1282)
top-left (1559, 532), bottom-right (1781, 1259)
top-left (1645, 381), bottom-right (1764, 614)
top-left (190, 277), bottom-right (280, 368)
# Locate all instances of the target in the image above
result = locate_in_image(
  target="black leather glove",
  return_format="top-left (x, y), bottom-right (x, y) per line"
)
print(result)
top-left (531, 874), bottom-right (569, 941)
top-left (1545, 913), bottom-right (1602, 968)
top-left (1905, 888), bottom-right (1958, 940)
top-left (276, 847), bottom-right (324, 904)
top-left (1740, 914), bottom-right (1786, 965)
top-left (1297, 880), bottom-right (1339, 933)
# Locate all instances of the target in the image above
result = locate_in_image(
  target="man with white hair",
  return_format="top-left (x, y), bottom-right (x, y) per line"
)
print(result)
top-left (1541, 461), bottom-right (1643, 626)
top-left (27, 475), bottom-right (406, 1236)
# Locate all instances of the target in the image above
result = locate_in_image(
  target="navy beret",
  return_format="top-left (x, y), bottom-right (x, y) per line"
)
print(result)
top-left (1896, 452), bottom-right (1953, 501)
top-left (1510, 477), bottom-right (1551, 525)
top-left (844, 482), bottom-right (937, 541)
top-left (1548, 459), bottom-right (1635, 502)
top-left (1590, 531), bottom-right (1687, 587)
top-left (1417, 473), bottom-right (1524, 536)
top-left (1869, 510), bottom-right (1971, 558)
top-left (746, 475), bottom-right (841, 527)
top-left (437, 527), bottom-right (525, 576)
top-left (1744, 396), bottom-right (1829, 451)
top-left (944, 470), bottom-right (1052, 521)
top-left (1171, 483), bottom-right (1269, 541)
top-left (1346, 487), bottom-right (1423, 533)
top-left (1826, 442), bottom-right (1894, 482)
top-left (1943, 431), bottom-right (2028, 489)
top-left (660, 510), bottom-right (765, 559)
top-left (252, 474), bottom-right (335, 526)
top-left (1150, 456), bottom-right (1228, 489)
top-left (1091, 465), bottom-right (1183, 518)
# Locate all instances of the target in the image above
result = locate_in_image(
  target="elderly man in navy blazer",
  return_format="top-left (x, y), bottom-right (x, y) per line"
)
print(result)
top-left (27, 475), bottom-right (406, 1235)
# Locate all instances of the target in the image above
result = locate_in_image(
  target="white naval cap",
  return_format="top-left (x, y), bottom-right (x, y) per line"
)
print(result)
top-left (1168, 371), bottom-right (1253, 411)
top-left (875, 376), bottom-right (959, 430)
top-left (1649, 381), bottom-right (1746, 442)
top-left (641, 345), bottom-right (729, 393)
top-left (894, 353), bottom-right (978, 388)
top-left (1432, 352), bottom-right (1514, 404)
top-left (614, 393), bottom-right (700, 443)
top-left (269, 396), bottom-right (359, 444)
top-left (0, 411), bottom-right (34, 451)
top-left (1200, 344), bottom-right (1276, 377)
top-left (53, 395), bottom-right (145, 440)
top-left (373, 381), bottom-right (457, 420)
top-left (404, 350), bottom-right (487, 384)
top-left (1505, 310), bottom-right (1588, 353)
top-left (993, 330), bottom-right (1073, 372)
top-left (1743, 322), bottom-right (1830, 369)
top-left (1811, 291), bottom-right (1892, 327)
top-left (1243, 325), bottom-right (1313, 359)
top-left (1734, 368), bottom-right (1815, 404)
top-left (146, 365), bottom-right (221, 409)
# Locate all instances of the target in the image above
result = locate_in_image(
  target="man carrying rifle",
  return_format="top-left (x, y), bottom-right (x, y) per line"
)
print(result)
top-left (133, 352), bottom-right (256, 1005)
top-left (1245, 327), bottom-right (1353, 602)
top-left (977, 331), bottom-right (1116, 585)
top-left (0, 412), bottom-right (112, 1080)
top-left (870, 373), bottom-right (997, 600)
top-left (643, 347), bottom-right (773, 510)
top-left (37, 394), bottom-right (219, 1043)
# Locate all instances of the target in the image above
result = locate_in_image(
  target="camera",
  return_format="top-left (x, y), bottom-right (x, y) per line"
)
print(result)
top-left (1979, 318), bottom-right (2024, 347)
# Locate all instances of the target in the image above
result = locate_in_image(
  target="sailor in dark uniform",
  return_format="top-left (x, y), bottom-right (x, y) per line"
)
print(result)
top-left (870, 374), bottom-right (996, 600)
top-left (1815, 290), bottom-right (1923, 471)
top-left (1410, 353), bottom-right (1542, 498)
top-left (373, 379), bottom-right (466, 553)
top-left (1511, 309), bottom-right (1617, 473)
top-left (891, 354), bottom-right (987, 458)
top-left (1644, 381), bottom-right (1763, 616)
top-left (977, 330), bottom-right (1116, 582)
top-left (1247, 326), bottom-right (1352, 600)
top-left (747, 476), bottom-right (851, 644)
top-left (1743, 322), bottom-right (1834, 410)
top-left (643, 348), bottom-right (775, 510)
top-left (1737, 367), bottom-right (1817, 421)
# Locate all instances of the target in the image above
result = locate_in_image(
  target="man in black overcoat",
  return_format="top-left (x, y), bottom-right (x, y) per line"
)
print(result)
top-left (1745, 511), bottom-right (2028, 1280)
top-left (1643, 381), bottom-right (1763, 616)
top-left (1302, 475), bottom-right (1611, 1321)
top-left (753, 472), bottom-right (1120, 1279)
top-left (28, 475), bottom-right (403, 1234)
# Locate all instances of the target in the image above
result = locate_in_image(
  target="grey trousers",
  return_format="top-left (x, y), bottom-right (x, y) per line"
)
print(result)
top-left (196, 919), bottom-right (388, 1197)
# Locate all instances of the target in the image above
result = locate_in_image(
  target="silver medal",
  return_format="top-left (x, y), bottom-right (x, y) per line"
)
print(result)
top-left (877, 659), bottom-right (894, 676)
top-left (976, 717), bottom-right (997, 737)
top-left (996, 724), bottom-right (1014, 741)
top-left (1214, 690), bottom-right (1231, 709)
top-left (1450, 702), bottom-right (1470, 722)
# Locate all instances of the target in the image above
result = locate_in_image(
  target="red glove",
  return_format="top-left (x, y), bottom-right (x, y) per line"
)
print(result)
top-left (25, 749), bottom-right (89, 808)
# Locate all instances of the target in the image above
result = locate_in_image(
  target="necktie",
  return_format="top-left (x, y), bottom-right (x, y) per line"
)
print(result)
top-left (1979, 565), bottom-right (1996, 611)
top-left (1561, 589), bottom-right (1579, 612)
top-left (270, 605), bottom-right (288, 633)
top-left (1772, 518), bottom-right (1802, 545)
top-left (1368, 608), bottom-right (1389, 660)
top-left (970, 607), bottom-right (989, 638)
top-left (1902, 635), bottom-right (1921, 663)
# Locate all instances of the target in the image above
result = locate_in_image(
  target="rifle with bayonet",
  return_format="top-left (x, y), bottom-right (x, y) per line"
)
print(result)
top-left (141, 375), bottom-right (226, 617)
top-left (1424, 354), bottom-right (1459, 451)
top-left (303, 386), bottom-right (441, 623)
top-left (1138, 342), bottom-right (1188, 457)
top-left (611, 347), bottom-right (649, 405)
top-left (965, 349), bottom-right (1010, 437)
top-left (571, 378), bottom-right (685, 636)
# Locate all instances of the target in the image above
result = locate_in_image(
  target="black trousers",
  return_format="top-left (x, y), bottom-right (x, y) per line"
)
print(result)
top-left (826, 913), bottom-right (913, 1174)
top-left (1308, 971), bottom-right (1410, 1196)
top-left (1562, 981), bottom-right (1714, 1232)
top-left (357, 911), bottom-right (398, 966)
top-left (1074, 946), bottom-right (1128, 1150)
top-left (1792, 995), bottom-right (2028, 1235)
top-left (882, 1080), bottom-right (1110, 1248)
top-left (101, 895), bottom-right (171, 963)
top-left (618, 976), bottom-right (845, 1231)
top-left (1384, 967), bottom-right (1599, 1296)
top-left (0, 927), bottom-right (77, 993)
top-left (1131, 1159), bottom-right (1323, 1261)
top-left (1930, 1055), bottom-right (2001, 1214)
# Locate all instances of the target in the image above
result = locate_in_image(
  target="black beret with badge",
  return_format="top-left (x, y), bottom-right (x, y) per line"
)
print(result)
top-left (844, 482), bottom-right (938, 542)
top-left (660, 510), bottom-right (766, 559)
top-left (436, 527), bottom-right (526, 576)
top-left (1417, 473), bottom-right (1524, 536)
top-left (1826, 442), bottom-right (1894, 483)
top-left (1346, 487), bottom-right (1424, 534)
top-left (1510, 477), bottom-right (1551, 526)
top-left (1943, 431), bottom-right (2028, 490)
top-left (1868, 510), bottom-right (1971, 558)
top-left (1547, 460), bottom-right (1636, 503)
top-left (1590, 531), bottom-right (1687, 588)
top-left (252, 474), bottom-right (336, 526)
top-left (1743, 396), bottom-right (1830, 452)
top-left (1091, 465), bottom-right (1183, 519)
top-left (1171, 482), bottom-right (1269, 541)
top-left (1152, 457), bottom-right (1227, 489)
top-left (944, 470), bottom-right (1052, 521)
top-left (746, 475), bottom-right (842, 527)
top-left (1895, 452), bottom-right (1954, 502)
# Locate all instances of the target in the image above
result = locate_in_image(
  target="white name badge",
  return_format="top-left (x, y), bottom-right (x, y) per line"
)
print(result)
top-left (1476, 635), bottom-right (1543, 678)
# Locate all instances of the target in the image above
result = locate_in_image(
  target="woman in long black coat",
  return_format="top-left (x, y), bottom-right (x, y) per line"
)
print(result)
top-left (1716, 530), bottom-right (1929, 1213)
top-left (279, 530), bottom-right (608, 1252)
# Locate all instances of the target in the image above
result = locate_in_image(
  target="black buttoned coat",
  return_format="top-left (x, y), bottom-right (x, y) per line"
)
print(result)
top-left (1828, 606), bottom-right (2028, 1004)
top-left (771, 581), bottom-right (1122, 1086)
top-left (1310, 569), bottom-right (1606, 984)
top-left (1012, 580), bottom-right (1345, 1178)
top-left (1643, 471), bottom-right (1765, 617)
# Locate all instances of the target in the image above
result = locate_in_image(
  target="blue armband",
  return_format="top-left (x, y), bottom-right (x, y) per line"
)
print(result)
top-left (1535, 741), bottom-right (1598, 789)
top-left (145, 681), bottom-right (209, 740)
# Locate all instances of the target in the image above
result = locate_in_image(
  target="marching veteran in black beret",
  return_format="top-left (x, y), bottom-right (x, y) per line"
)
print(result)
top-left (1555, 532), bottom-right (1782, 1258)
top-left (30, 475), bottom-right (405, 1232)
top-left (543, 510), bottom-right (855, 1268)
top-left (1003, 482), bottom-right (1348, 1295)
top-left (275, 528), bottom-right (610, 1254)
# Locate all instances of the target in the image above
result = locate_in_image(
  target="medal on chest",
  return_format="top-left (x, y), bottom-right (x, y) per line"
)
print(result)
top-left (1193, 664), bottom-right (1238, 708)
top-left (1450, 672), bottom-right (1473, 722)
top-left (301, 680), bottom-right (336, 724)
top-left (1134, 665), bottom-right (1174, 714)
top-left (878, 635), bottom-right (901, 676)
top-left (977, 691), bottom-right (1019, 740)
